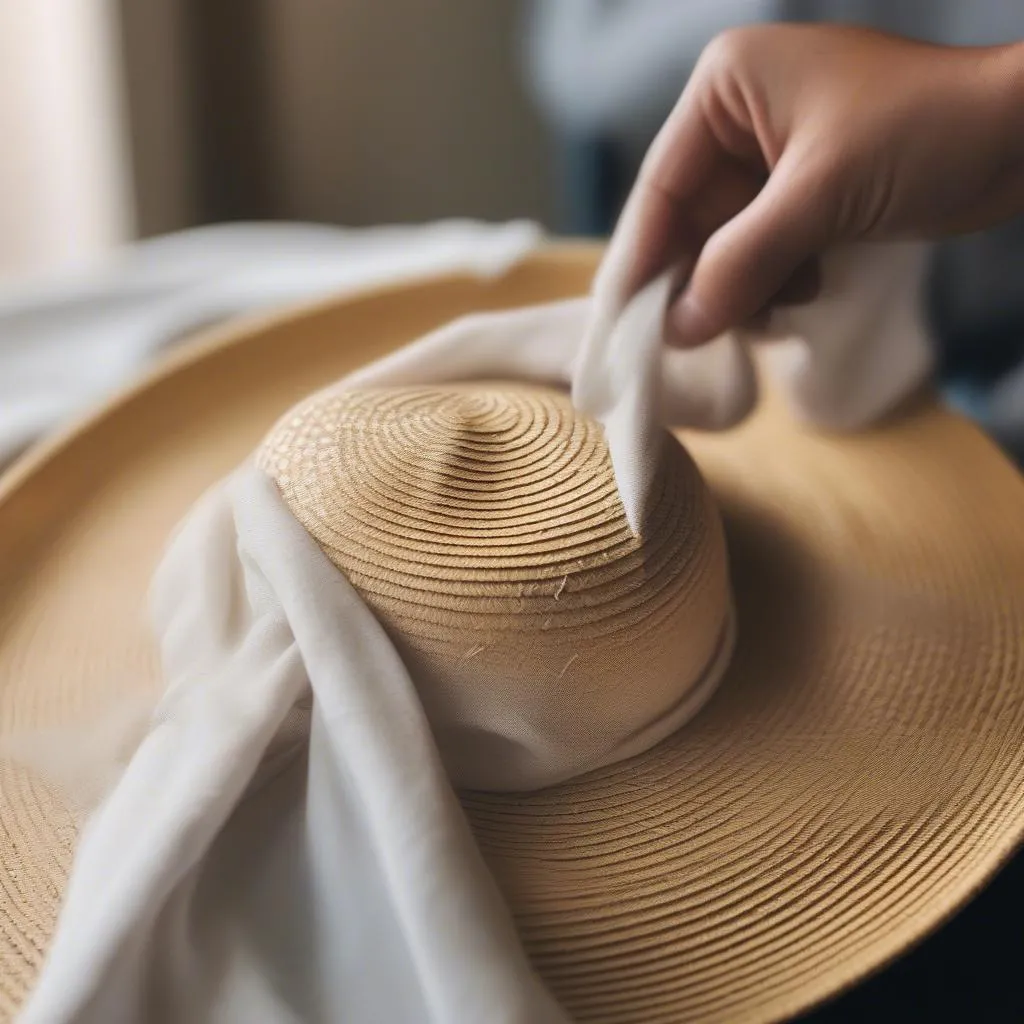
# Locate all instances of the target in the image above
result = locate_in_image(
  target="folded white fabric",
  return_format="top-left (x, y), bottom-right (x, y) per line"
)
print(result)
top-left (0, 219), bottom-right (542, 471)
top-left (20, 468), bottom-right (568, 1024)
top-left (16, 241), bottom-right (934, 1023)
top-left (576, 241), bottom-right (933, 529)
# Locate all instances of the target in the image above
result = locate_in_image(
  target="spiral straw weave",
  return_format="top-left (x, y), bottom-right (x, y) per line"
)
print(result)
top-left (260, 382), bottom-right (733, 792)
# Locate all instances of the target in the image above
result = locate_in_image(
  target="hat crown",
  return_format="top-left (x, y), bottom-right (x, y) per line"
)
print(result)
top-left (260, 383), bottom-right (733, 791)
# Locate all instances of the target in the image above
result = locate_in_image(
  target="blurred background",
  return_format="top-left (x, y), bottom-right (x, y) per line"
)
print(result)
top-left (5, 1), bottom-right (1024, 263)
top-left (2, 0), bottom-right (1024, 460)
top-left (2, 5), bottom-right (1024, 1017)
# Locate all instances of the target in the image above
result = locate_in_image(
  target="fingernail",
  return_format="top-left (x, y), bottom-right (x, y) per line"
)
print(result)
top-left (668, 294), bottom-right (715, 348)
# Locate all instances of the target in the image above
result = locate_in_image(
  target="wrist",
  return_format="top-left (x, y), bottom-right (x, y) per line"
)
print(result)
top-left (972, 41), bottom-right (1024, 221)
top-left (985, 42), bottom-right (1024, 167)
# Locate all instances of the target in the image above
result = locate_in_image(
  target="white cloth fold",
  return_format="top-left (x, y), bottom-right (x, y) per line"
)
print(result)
top-left (0, 220), bottom-right (542, 471)
top-left (575, 241), bottom-right (933, 529)
top-left (14, 230), bottom-right (934, 1023)
top-left (19, 468), bottom-right (568, 1024)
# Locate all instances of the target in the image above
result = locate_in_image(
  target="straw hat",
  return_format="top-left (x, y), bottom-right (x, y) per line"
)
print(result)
top-left (1, 244), bottom-right (1023, 1023)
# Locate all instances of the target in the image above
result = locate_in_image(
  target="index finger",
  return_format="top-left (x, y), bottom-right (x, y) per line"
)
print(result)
top-left (597, 78), bottom-right (724, 303)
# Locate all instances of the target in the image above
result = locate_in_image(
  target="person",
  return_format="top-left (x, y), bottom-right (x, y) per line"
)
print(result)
top-left (611, 24), bottom-right (1024, 348)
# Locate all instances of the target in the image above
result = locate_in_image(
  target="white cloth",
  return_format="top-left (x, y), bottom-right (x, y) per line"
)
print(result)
top-left (20, 468), bottom-right (567, 1024)
top-left (0, 219), bottom-right (542, 471)
top-left (576, 240), bottom-right (933, 529)
top-left (16, 237), bottom-right (934, 1023)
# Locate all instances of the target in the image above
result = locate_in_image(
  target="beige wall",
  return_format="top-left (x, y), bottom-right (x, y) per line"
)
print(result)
top-left (0, 0), bottom-right (132, 279)
top-left (262, 0), bottom-right (556, 227)
top-left (0, 1), bottom-right (555, 281)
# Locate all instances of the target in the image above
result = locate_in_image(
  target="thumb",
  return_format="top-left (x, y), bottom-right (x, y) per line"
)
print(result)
top-left (668, 151), bottom-right (837, 347)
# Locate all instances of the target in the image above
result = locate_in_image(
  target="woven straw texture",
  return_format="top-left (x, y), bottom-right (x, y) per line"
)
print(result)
top-left (260, 383), bottom-right (732, 792)
top-left (0, 247), bottom-right (1023, 1023)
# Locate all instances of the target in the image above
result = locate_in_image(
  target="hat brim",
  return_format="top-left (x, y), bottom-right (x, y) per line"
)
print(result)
top-left (1, 245), bottom-right (1023, 1023)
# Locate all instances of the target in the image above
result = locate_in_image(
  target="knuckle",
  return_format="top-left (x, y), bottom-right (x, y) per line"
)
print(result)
top-left (696, 27), bottom-right (761, 79)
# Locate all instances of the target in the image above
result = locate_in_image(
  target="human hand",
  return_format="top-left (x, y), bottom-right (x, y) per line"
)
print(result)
top-left (606, 24), bottom-right (1024, 346)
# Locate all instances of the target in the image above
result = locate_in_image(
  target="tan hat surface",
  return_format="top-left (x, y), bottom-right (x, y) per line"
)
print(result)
top-left (1, 245), bottom-right (1023, 1023)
